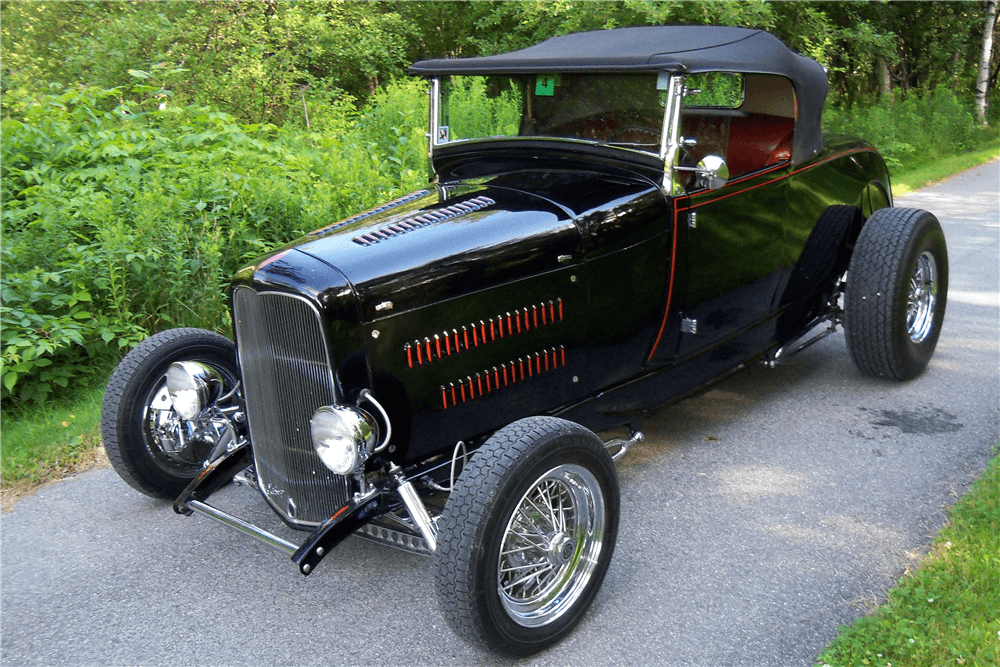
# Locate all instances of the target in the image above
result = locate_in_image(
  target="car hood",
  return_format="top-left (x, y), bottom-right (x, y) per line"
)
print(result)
top-left (248, 182), bottom-right (574, 321)
top-left (245, 172), bottom-right (659, 321)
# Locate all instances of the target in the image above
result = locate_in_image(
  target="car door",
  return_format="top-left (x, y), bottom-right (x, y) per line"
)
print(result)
top-left (676, 168), bottom-right (790, 362)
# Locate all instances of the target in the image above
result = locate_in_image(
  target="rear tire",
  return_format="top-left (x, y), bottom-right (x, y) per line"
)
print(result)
top-left (844, 208), bottom-right (948, 380)
top-left (434, 416), bottom-right (619, 656)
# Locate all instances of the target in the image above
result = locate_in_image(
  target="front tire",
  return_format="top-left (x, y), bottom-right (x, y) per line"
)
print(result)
top-left (844, 207), bottom-right (948, 380)
top-left (101, 328), bottom-right (241, 499)
top-left (434, 417), bottom-right (619, 656)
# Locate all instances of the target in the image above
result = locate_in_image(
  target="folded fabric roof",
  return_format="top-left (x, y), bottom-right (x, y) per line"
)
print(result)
top-left (409, 26), bottom-right (828, 164)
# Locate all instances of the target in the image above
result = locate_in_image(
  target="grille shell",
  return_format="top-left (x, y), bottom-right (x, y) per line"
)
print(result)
top-left (232, 286), bottom-right (351, 526)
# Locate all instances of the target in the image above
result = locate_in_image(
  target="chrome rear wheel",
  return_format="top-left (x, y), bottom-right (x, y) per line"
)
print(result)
top-left (906, 250), bottom-right (939, 343)
top-left (845, 207), bottom-right (948, 380)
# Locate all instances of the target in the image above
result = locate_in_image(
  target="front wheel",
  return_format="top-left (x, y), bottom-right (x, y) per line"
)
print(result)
top-left (101, 328), bottom-right (243, 499)
top-left (434, 417), bottom-right (620, 656)
top-left (844, 207), bottom-right (948, 380)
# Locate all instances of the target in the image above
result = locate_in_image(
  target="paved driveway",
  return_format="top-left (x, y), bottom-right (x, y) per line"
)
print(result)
top-left (2, 161), bottom-right (997, 666)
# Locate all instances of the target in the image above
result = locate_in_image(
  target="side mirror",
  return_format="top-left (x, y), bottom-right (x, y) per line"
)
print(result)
top-left (696, 155), bottom-right (729, 190)
top-left (670, 154), bottom-right (730, 193)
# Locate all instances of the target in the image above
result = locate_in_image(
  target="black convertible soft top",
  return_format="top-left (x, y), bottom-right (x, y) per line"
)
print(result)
top-left (409, 26), bottom-right (828, 164)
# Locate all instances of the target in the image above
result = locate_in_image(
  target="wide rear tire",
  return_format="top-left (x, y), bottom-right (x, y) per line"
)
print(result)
top-left (844, 208), bottom-right (948, 380)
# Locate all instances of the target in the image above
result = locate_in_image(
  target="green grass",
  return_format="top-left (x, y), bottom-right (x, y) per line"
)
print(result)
top-left (0, 380), bottom-right (106, 507)
top-left (893, 142), bottom-right (1000, 196)
top-left (816, 450), bottom-right (1000, 667)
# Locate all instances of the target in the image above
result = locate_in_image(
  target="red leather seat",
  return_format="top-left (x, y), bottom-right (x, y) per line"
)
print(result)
top-left (726, 114), bottom-right (794, 175)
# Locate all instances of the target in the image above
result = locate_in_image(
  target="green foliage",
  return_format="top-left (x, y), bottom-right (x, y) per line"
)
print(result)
top-left (823, 87), bottom-right (997, 172)
top-left (1, 0), bottom-right (416, 127)
top-left (442, 76), bottom-right (523, 141)
top-left (352, 79), bottom-right (431, 187)
top-left (2, 0), bottom-right (996, 408)
top-left (683, 73), bottom-right (746, 109)
top-left (472, 0), bottom-right (778, 56)
top-left (817, 452), bottom-right (1000, 667)
top-left (0, 263), bottom-right (152, 408)
top-left (1, 81), bottom-right (426, 407)
top-left (3, 2), bottom-right (997, 124)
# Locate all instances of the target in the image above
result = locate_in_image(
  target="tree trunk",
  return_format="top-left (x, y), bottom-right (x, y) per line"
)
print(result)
top-left (951, 51), bottom-right (962, 94)
top-left (976, 0), bottom-right (998, 126)
top-left (878, 58), bottom-right (892, 98)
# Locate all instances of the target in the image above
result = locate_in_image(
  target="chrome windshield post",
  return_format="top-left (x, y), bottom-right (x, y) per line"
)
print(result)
top-left (660, 73), bottom-right (685, 195)
top-left (427, 77), bottom-right (441, 181)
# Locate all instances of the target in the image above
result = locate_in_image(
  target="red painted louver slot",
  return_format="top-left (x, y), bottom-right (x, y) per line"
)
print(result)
top-left (405, 298), bottom-right (564, 367)
top-left (439, 346), bottom-right (567, 409)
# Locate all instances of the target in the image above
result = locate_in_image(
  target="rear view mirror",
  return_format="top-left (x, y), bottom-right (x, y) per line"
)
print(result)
top-left (674, 154), bottom-right (729, 191)
top-left (696, 155), bottom-right (729, 190)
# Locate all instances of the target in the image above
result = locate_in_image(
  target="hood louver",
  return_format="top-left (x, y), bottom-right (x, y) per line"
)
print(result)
top-left (309, 189), bottom-right (430, 239)
top-left (352, 196), bottom-right (496, 247)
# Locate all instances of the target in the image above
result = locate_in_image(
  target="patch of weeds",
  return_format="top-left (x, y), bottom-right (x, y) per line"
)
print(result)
top-left (1, 381), bottom-right (108, 511)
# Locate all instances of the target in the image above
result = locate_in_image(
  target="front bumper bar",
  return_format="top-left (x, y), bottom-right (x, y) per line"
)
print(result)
top-left (173, 444), bottom-right (413, 575)
top-left (179, 493), bottom-right (387, 576)
top-left (185, 498), bottom-right (299, 554)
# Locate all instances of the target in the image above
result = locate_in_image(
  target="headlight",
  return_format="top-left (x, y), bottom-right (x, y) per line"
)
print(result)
top-left (310, 405), bottom-right (379, 476)
top-left (166, 361), bottom-right (223, 421)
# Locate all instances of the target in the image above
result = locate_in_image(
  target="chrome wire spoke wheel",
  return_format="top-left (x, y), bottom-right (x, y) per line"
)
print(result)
top-left (497, 464), bottom-right (605, 627)
top-left (435, 417), bottom-right (619, 655)
top-left (906, 250), bottom-right (938, 343)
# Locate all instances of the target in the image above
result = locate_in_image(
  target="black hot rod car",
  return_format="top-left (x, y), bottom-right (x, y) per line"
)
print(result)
top-left (103, 26), bottom-right (947, 655)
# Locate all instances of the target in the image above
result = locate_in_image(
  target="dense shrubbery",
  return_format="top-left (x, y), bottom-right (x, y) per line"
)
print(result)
top-left (1, 81), bottom-right (427, 406)
top-left (823, 86), bottom-right (997, 172)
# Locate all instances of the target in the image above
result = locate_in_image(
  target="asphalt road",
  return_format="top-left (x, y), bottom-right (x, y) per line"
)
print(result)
top-left (3, 161), bottom-right (998, 667)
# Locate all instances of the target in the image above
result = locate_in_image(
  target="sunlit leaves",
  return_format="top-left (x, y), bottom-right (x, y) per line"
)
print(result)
top-left (1, 82), bottom-right (426, 406)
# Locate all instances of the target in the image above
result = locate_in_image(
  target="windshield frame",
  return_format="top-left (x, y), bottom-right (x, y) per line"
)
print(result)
top-left (428, 74), bottom-right (677, 159)
top-left (426, 73), bottom-right (704, 196)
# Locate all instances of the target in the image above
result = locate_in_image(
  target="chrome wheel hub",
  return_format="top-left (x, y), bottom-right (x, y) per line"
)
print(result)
top-left (143, 377), bottom-right (242, 475)
top-left (497, 464), bottom-right (605, 628)
top-left (907, 250), bottom-right (938, 343)
top-left (546, 532), bottom-right (576, 567)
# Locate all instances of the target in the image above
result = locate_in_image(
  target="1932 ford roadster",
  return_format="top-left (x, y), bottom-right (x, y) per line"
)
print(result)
top-left (102, 26), bottom-right (948, 655)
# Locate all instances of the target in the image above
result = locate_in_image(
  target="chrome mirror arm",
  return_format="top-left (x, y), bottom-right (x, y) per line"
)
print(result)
top-left (427, 78), bottom-right (441, 182)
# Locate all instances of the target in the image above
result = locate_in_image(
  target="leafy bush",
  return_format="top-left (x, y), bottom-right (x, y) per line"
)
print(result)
top-left (823, 87), bottom-right (995, 172)
top-left (442, 76), bottom-right (523, 141)
top-left (1, 81), bottom-right (426, 407)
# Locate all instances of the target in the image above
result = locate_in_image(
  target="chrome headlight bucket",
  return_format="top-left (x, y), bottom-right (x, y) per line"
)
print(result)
top-left (166, 361), bottom-right (224, 421)
top-left (310, 405), bottom-right (380, 476)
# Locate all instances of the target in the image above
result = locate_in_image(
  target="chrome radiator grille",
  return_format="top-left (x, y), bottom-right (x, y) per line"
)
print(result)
top-left (232, 286), bottom-right (350, 526)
